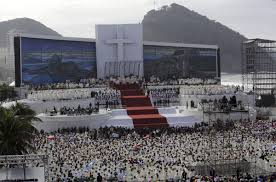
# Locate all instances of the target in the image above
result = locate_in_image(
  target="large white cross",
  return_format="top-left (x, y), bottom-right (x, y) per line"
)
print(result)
top-left (105, 25), bottom-right (134, 62)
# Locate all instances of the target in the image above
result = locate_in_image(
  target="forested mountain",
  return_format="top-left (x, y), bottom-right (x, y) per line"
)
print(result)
top-left (0, 18), bottom-right (61, 47)
top-left (143, 3), bottom-right (247, 73)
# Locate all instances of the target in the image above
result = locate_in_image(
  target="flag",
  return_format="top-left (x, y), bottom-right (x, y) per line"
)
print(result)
top-left (143, 134), bottom-right (151, 139)
top-left (47, 135), bottom-right (55, 140)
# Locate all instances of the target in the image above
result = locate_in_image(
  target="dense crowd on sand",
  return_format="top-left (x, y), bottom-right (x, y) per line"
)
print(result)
top-left (33, 120), bottom-right (276, 181)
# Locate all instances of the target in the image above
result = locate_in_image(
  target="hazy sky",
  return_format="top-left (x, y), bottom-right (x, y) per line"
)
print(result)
top-left (0, 0), bottom-right (275, 40)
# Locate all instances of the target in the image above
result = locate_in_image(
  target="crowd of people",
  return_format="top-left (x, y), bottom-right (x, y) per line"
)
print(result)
top-left (27, 78), bottom-right (108, 91)
top-left (147, 87), bottom-right (180, 107)
top-left (26, 76), bottom-right (222, 93)
top-left (179, 85), bottom-right (251, 111)
top-left (33, 120), bottom-right (275, 181)
top-left (26, 77), bottom-right (240, 106)
top-left (200, 95), bottom-right (247, 112)
top-left (92, 89), bottom-right (121, 108)
top-left (178, 78), bottom-right (218, 85)
top-left (27, 76), bottom-right (141, 91)
top-left (27, 88), bottom-right (98, 101)
top-left (27, 87), bottom-right (121, 105)
top-left (180, 85), bottom-right (241, 96)
top-left (109, 75), bottom-right (141, 85)
top-left (145, 77), bottom-right (219, 86)
top-left (4, 74), bottom-right (276, 181)
top-left (48, 104), bottom-right (99, 116)
top-left (18, 76), bottom-right (276, 181)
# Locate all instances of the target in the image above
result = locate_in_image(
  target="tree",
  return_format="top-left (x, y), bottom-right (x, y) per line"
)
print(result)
top-left (0, 84), bottom-right (17, 103)
top-left (0, 103), bottom-right (41, 155)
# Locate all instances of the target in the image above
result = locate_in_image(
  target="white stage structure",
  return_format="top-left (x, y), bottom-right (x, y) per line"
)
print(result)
top-left (96, 24), bottom-right (143, 78)
top-left (12, 23), bottom-right (220, 87)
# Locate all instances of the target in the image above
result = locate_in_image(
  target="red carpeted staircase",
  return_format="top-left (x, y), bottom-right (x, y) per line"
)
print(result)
top-left (116, 84), bottom-right (169, 128)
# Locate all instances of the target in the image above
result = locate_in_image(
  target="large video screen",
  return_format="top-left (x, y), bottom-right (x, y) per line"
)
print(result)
top-left (20, 37), bottom-right (96, 85)
top-left (144, 45), bottom-right (218, 81)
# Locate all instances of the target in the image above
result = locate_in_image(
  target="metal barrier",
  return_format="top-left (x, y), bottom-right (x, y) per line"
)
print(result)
top-left (0, 154), bottom-right (49, 182)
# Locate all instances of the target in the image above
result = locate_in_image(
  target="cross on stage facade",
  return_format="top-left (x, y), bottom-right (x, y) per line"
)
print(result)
top-left (96, 24), bottom-right (143, 78)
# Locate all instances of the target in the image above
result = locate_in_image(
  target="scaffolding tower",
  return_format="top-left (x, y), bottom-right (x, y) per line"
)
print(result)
top-left (242, 39), bottom-right (276, 96)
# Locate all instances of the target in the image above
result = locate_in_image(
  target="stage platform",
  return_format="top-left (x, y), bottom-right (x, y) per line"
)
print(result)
top-left (35, 110), bottom-right (111, 132)
top-left (33, 107), bottom-right (201, 132)
top-left (3, 101), bottom-right (202, 131)
top-left (106, 107), bottom-right (201, 128)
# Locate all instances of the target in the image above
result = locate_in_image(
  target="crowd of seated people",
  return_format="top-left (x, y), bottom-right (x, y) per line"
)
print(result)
top-left (145, 76), bottom-right (219, 86)
top-left (48, 104), bottom-right (99, 116)
top-left (109, 75), bottom-right (141, 85)
top-left (92, 89), bottom-right (121, 108)
top-left (27, 78), bottom-right (107, 91)
top-left (25, 76), bottom-right (238, 101)
top-left (27, 87), bottom-right (121, 102)
top-left (27, 88), bottom-right (96, 101)
top-left (60, 105), bottom-right (99, 116)
top-left (0, 179), bottom-right (38, 182)
top-left (33, 119), bottom-right (275, 181)
top-left (180, 85), bottom-right (242, 96)
top-left (26, 75), bottom-right (142, 102)
top-left (28, 76), bottom-right (142, 91)
top-left (148, 87), bottom-right (180, 107)
top-left (200, 95), bottom-right (248, 112)
top-left (26, 75), bottom-right (221, 93)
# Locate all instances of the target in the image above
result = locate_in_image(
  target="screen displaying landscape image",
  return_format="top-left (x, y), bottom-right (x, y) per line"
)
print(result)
top-left (21, 37), bottom-right (96, 85)
top-left (143, 45), bottom-right (218, 81)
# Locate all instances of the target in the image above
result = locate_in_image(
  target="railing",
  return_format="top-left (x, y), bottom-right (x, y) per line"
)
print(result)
top-left (104, 60), bottom-right (143, 78)
top-left (0, 154), bottom-right (49, 182)
top-left (192, 159), bottom-right (253, 177)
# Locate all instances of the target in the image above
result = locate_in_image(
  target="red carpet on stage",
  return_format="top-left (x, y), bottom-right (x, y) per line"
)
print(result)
top-left (116, 84), bottom-right (169, 128)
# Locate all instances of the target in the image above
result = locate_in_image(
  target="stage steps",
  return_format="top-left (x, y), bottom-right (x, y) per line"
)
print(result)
top-left (126, 106), bottom-right (159, 115)
top-left (122, 95), bottom-right (152, 107)
top-left (116, 83), bottom-right (169, 128)
top-left (120, 89), bottom-right (144, 96)
top-left (131, 114), bottom-right (169, 128)
top-left (108, 107), bottom-right (201, 128)
top-left (115, 84), bottom-right (140, 90)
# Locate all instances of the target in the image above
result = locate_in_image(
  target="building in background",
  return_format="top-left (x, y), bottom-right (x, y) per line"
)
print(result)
top-left (10, 24), bottom-right (220, 87)
top-left (0, 30), bottom-right (19, 83)
top-left (242, 39), bottom-right (276, 106)
top-left (0, 47), bottom-right (8, 67)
